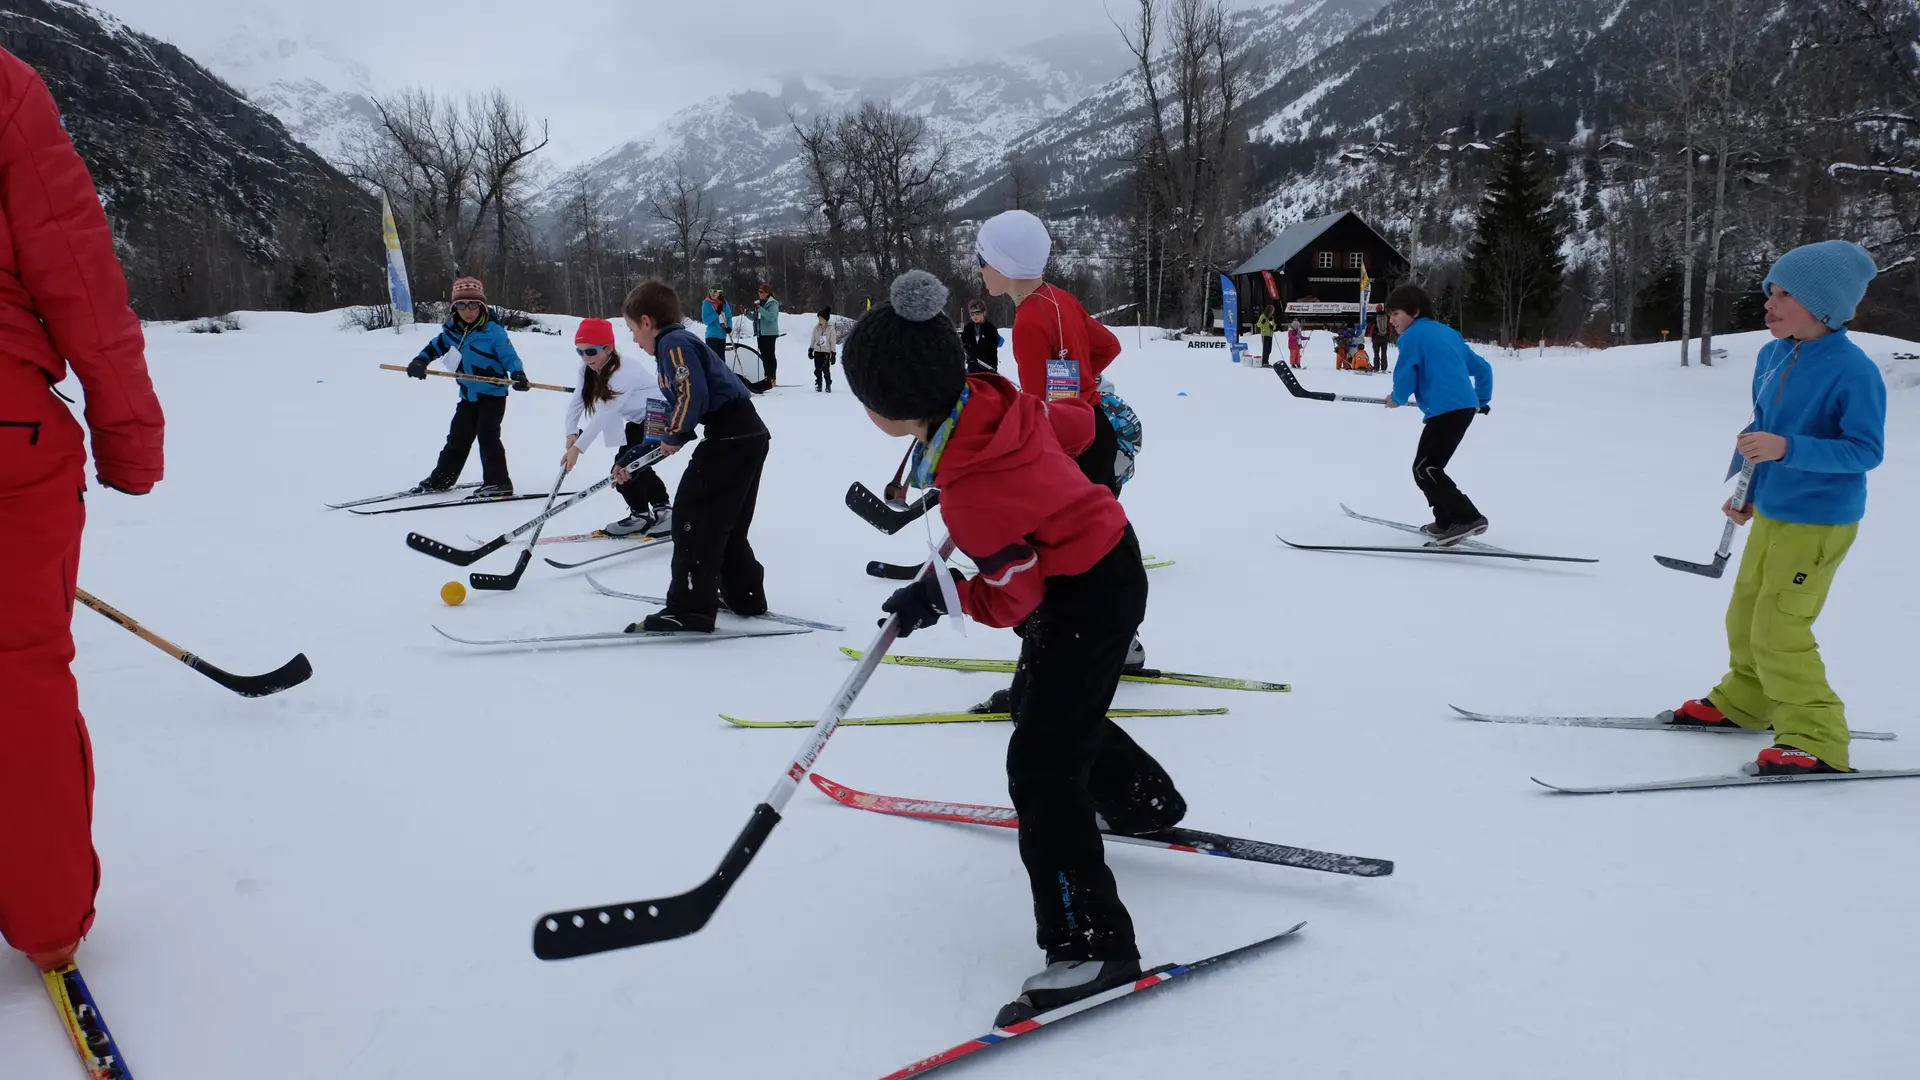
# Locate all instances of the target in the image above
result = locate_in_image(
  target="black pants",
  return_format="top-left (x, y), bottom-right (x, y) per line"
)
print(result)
top-left (430, 393), bottom-right (510, 489)
top-left (665, 398), bottom-right (769, 618)
top-left (706, 337), bottom-right (729, 371)
top-left (1414, 407), bottom-right (1482, 527)
top-left (1007, 525), bottom-right (1181, 963)
top-left (615, 422), bottom-right (669, 516)
top-left (1260, 334), bottom-right (1273, 364)
top-left (757, 336), bottom-right (778, 383)
top-left (1072, 404), bottom-right (1122, 497)
top-left (811, 350), bottom-right (833, 389)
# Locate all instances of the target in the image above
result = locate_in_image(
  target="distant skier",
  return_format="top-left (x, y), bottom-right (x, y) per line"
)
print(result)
top-left (700, 286), bottom-right (732, 372)
top-left (840, 269), bottom-right (1186, 1028)
top-left (809, 308), bottom-right (839, 392)
top-left (1287, 319), bottom-right (1305, 368)
top-left (405, 276), bottom-right (528, 498)
top-left (561, 318), bottom-right (672, 538)
top-left (1383, 284), bottom-right (1493, 546)
top-left (1255, 306), bottom-right (1277, 366)
top-left (0, 46), bottom-right (166, 974)
top-left (960, 298), bottom-right (1001, 373)
top-left (1665, 241), bottom-right (1885, 775)
top-left (976, 208), bottom-right (1147, 680)
top-left (621, 281), bottom-right (770, 631)
top-left (1371, 313), bottom-right (1391, 374)
top-left (746, 283), bottom-right (781, 387)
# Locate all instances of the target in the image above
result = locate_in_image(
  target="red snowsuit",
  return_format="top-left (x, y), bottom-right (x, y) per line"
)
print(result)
top-left (1009, 284), bottom-right (1121, 458)
top-left (0, 48), bottom-right (164, 960)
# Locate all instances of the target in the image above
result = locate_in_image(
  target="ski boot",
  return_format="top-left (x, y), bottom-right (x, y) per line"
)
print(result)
top-left (637, 609), bottom-right (715, 634)
top-left (472, 483), bottom-right (515, 499)
top-left (993, 957), bottom-right (1143, 1028)
top-left (1661, 698), bottom-right (1739, 730)
top-left (973, 687), bottom-right (1014, 715)
top-left (407, 474), bottom-right (456, 496)
top-left (1124, 636), bottom-right (1146, 674)
top-left (1429, 516), bottom-right (1489, 547)
top-left (1418, 520), bottom-right (1447, 539)
top-left (1752, 745), bottom-right (1844, 775)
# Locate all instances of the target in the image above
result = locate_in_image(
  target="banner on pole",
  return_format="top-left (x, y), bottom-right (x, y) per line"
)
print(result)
top-left (381, 193), bottom-right (414, 332)
top-left (1261, 269), bottom-right (1280, 300)
top-left (1357, 264), bottom-right (1372, 332)
top-left (1219, 274), bottom-right (1245, 364)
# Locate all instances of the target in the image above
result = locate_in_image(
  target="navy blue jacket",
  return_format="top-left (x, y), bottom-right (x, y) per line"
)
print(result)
top-left (653, 326), bottom-right (751, 445)
top-left (413, 309), bottom-right (525, 401)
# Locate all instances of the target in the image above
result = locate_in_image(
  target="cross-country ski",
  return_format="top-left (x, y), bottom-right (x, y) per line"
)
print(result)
top-left (12, 21), bottom-right (1915, 1076)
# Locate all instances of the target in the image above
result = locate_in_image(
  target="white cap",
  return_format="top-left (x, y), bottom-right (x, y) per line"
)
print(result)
top-left (976, 210), bottom-right (1052, 279)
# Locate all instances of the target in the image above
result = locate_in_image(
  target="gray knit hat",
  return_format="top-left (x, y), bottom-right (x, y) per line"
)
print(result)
top-left (840, 270), bottom-right (969, 421)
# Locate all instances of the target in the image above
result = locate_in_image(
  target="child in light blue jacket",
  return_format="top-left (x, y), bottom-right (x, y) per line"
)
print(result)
top-left (1383, 284), bottom-right (1493, 545)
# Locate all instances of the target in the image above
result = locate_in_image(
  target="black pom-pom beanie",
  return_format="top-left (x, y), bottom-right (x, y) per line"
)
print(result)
top-left (840, 270), bottom-right (970, 421)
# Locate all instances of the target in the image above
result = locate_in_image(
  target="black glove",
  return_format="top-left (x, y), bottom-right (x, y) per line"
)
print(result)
top-left (406, 356), bottom-right (429, 379)
top-left (1478, 404), bottom-right (1491, 415)
top-left (511, 371), bottom-right (530, 392)
top-left (880, 569), bottom-right (965, 637)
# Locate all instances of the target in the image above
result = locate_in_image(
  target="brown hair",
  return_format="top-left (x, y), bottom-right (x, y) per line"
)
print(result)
top-left (1384, 284), bottom-right (1435, 321)
top-left (578, 347), bottom-right (622, 415)
top-left (623, 280), bottom-right (684, 329)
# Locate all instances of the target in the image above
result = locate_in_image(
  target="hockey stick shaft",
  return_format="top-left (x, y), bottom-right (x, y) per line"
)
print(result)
top-left (379, 363), bottom-right (572, 393)
top-left (1714, 460), bottom-right (1756, 560)
top-left (74, 588), bottom-right (312, 696)
top-left (411, 448), bottom-right (666, 565)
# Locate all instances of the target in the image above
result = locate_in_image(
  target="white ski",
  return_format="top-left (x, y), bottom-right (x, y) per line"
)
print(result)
top-left (1450, 706), bottom-right (1896, 741)
top-left (432, 624), bottom-right (808, 648)
top-left (1534, 769), bottom-right (1920, 795)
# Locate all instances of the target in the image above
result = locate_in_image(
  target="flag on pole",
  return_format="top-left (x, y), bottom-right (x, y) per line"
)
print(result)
top-left (380, 192), bottom-right (414, 333)
top-left (1357, 263), bottom-right (1372, 332)
top-left (1219, 273), bottom-right (1245, 364)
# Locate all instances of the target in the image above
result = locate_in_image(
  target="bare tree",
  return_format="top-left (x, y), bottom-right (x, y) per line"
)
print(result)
top-left (649, 173), bottom-right (718, 300)
top-left (476, 90), bottom-right (549, 303)
top-left (793, 103), bottom-right (958, 286)
top-left (1005, 151), bottom-right (1042, 211)
top-left (792, 113), bottom-right (853, 290)
top-left (556, 163), bottom-right (611, 313)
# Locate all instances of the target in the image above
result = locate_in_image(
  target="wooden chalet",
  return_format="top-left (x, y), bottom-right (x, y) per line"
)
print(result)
top-left (1227, 211), bottom-right (1410, 331)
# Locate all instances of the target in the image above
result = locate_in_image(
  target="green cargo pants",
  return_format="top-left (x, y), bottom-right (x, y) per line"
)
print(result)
top-left (1710, 512), bottom-right (1859, 769)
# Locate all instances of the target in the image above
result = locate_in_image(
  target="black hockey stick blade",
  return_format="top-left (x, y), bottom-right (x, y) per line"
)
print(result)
top-left (185, 651), bottom-right (314, 698)
top-left (533, 802), bottom-right (780, 960)
top-left (846, 483), bottom-right (938, 534)
top-left (866, 559), bottom-right (923, 580)
top-left (407, 532), bottom-right (507, 567)
top-left (1272, 363), bottom-right (1335, 400)
top-left (470, 548), bottom-right (535, 591)
top-left (1653, 553), bottom-right (1730, 578)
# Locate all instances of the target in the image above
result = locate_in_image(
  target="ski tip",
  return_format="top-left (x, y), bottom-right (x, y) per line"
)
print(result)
top-left (839, 646), bottom-right (863, 660)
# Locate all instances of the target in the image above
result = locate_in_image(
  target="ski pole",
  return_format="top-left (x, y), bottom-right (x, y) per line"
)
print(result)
top-left (531, 532), bottom-right (959, 960)
top-left (408, 447), bottom-right (668, 567)
top-left (379, 363), bottom-right (573, 393)
top-left (1654, 459), bottom-right (1755, 579)
top-left (74, 589), bottom-right (312, 697)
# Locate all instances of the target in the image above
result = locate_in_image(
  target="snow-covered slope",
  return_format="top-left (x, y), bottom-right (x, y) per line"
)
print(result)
top-left (192, 10), bottom-right (381, 167)
top-left (4, 315), bottom-right (1916, 1077)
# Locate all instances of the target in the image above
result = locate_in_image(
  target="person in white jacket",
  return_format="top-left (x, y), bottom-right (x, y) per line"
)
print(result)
top-left (560, 318), bottom-right (673, 537)
top-left (809, 307), bottom-right (839, 392)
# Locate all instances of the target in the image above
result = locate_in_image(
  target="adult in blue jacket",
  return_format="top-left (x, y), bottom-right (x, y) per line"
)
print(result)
top-left (701, 286), bottom-right (732, 364)
top-left (405, 276), bottom-right (528, 497)
top-left (622, 280), bottom-right (769, 633)
top-left (1667, 240), bottom-right (1886, 776)
top-left (1384, 284), bottom-right (1494, 545)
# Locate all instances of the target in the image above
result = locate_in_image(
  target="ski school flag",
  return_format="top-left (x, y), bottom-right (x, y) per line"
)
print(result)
top-left (1261, 269), bottom-right (1279, 300)
top-left (380, 192), bottom-right (414, 331)
top-left (1219, 273), bottom-right (1245, 363)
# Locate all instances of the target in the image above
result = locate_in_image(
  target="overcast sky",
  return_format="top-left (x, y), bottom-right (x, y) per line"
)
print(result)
top-left (83, 0), bottom-right (1254, 164)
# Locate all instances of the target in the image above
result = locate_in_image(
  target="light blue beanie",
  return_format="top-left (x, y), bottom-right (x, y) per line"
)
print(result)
top-left (1762, 240), bottom-right (1878, 329)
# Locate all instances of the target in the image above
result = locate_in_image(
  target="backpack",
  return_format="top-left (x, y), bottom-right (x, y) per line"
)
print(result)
top-left (1099, 385), bottom-right (1142, 486)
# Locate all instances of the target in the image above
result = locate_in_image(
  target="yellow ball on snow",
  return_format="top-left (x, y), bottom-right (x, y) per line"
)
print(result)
top-left (441, 581), bottom-right (467, 606)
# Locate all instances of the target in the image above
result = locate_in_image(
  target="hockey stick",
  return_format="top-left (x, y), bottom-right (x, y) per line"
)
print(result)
top-left (470, 464), bottom-right (569, 591)
top-left (847, 484), bottom-right (938, 534)
top-left (531, 533), bottom-right (958, 960)
top-left (1272, 362), bottom-right (1393, 405)
top-left (379, 363), bottom-right (572, 393)
top-left (1654, 460), bottom-right (1754, 578)
top-left (407, 447), bottom-right (665, 566)
top-left (74, 588), bottom-right (312, 698)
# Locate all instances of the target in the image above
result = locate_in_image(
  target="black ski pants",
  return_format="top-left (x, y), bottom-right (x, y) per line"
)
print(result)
top-left (1072, 405), bottom-right (1122, 497)
top-left (1006, 525), bottom-right (1183, 964)
top-left (665, 398), bottom-right (769, 619)
top-left (615, 422), bottom-right (670, 516)
top-left (811, 350), bottom-right (833, 390)
top-left (430, 393), bottom-right (511, 489)
top-left (757, 335), bottom-right (779, 384)
top-left (1413, 407), bottom-right (1482, 528)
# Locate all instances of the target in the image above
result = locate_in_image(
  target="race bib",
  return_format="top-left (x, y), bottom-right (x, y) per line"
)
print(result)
top-left (643, 398), bottom-right (668, 443)
top-left (1046, 357), bottom-right (1081, 401)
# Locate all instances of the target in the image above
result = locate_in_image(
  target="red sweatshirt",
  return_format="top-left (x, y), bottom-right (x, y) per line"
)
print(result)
top-left (935, 374), bottom-right (1128, 628)
top-left (1009, 283), bottom-right (1121, 457)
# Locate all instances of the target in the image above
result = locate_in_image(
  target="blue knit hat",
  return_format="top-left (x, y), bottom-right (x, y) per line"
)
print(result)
top-left (1762, 241), bottom-right (1878, 329)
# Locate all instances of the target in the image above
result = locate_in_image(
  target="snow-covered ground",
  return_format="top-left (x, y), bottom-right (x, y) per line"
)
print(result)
top-left (6, 312), bottom-right (1918, 1078)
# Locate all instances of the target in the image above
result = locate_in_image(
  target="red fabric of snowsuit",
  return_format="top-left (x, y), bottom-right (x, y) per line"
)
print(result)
top-left (1008, 284), bottom-right (1121, 458)
top-left (0, 47), bottom-right (164, 957)
top-left (935, 374), bottom-right (1128, 629)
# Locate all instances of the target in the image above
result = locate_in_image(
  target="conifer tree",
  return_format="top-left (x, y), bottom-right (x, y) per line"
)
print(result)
top-left (1464, 111), bottom-right (1568, 345)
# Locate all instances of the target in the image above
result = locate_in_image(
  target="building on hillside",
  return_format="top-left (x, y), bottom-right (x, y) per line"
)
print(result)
top-left (1227, 211), bottom-right (1409, 332)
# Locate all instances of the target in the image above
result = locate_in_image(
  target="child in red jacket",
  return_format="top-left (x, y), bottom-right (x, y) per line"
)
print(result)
top-left (840, 270), bottom-right (1185, 1026)
top-left (0, 48), bottom-right (166, 974)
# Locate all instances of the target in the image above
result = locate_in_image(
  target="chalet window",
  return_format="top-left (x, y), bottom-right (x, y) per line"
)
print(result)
top-left (1349, 253), bottom-right (1366, 269)
top-left (1316, 252), bottom-right (1334, 269)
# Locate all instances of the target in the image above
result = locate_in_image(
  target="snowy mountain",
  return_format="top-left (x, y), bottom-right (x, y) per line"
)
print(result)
top-left (190, 10), bottom-right (382, 167)
top-left (0, 0), bottom-right (382, 318)
top-left (547, 31), bottom-right (1136, 240)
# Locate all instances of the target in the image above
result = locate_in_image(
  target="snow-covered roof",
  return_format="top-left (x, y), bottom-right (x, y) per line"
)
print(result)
top-left (1229, 210), bottom-right (1403, 275)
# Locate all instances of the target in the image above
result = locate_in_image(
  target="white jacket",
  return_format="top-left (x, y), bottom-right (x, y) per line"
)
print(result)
top-left (810, 321), bottom-right (839, 354)
top-left (565, 354), bottom-right (666, 450)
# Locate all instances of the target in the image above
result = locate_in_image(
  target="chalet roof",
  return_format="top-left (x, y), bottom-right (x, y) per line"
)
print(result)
top-left (1229, 210), bottom-right (1403, 275)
